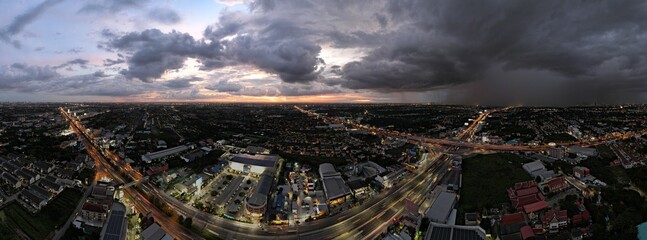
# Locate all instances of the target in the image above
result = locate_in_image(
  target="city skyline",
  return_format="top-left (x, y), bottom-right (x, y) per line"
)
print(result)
top-left (1, 0), bottom-right (647, 104)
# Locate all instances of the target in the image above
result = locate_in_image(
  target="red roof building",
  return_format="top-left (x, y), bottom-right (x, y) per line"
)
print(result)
top-left (544, 176), bottom-right (569, 194)
top-left (572, 209), bottom-right (591, 225)
top-left (520, 225), bottom-right (536, 240)
top-left (543, 208), bottom-right (568, 232)
top-left (501, 212), bottom-right (525, 225)
top-left (508, 180), bottom-right (546, 211)
top-left (523, 201), bottom-right (548, 214)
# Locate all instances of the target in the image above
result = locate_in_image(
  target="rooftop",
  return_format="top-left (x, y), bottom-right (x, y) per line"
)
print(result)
top-left (101, 202), bottom-right (127, 240)
top-left (426, 192), bottom-right (457, 224)
top-left (231, 154), bottom-right (278, 167)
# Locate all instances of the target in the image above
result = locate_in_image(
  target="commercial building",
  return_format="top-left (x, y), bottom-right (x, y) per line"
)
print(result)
top-left (245, 170), bottom-right (274, 217)
top-left (141, 144), bottom-right (192, 163)
top-left (425, 192), bottom-right (457, 224)
top-left (567, 146), bottom-right (598, 158)
top-left (100, 202), bottom-right (128, 240)
top-left (141, 222), bottom-right (173, 240)
top-left (229, 154), bottom-right (278, 175)
top-left (318, 163), bottom-right (351, 205)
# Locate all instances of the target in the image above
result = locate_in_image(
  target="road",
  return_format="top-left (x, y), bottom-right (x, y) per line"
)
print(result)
top-left (63, 104), bottom-right (632, 240)
top-left (61, 108), bottom-right (202, 240)
top-left (62, 107), bottom-right (456, 240)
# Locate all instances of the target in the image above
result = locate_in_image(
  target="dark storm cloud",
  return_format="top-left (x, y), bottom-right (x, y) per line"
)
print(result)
top-left (205, 80), bottom-right (243, 93)
top-left (147, 8), bottom-right (182, 25)
top-left (104, 12), bottom-right (325, 83)
top-left (0, 63), bottom-right (60, 90)
top-left (0, 0), bottom-right (63, 48)
top-left (163, 76), bottom-right (201, 89)
top-left (104, 28), bottom-right (224, 82)
top-left (317, 0), bottom-right (647, 104)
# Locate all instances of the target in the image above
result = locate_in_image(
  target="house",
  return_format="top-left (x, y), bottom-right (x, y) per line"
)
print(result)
top-left (543, 208), bottom-right (568, 232)
top-left (1, 172), bottom-right (21, 188)
top-left (20, 189), bottom-right (47, 210)
top-left (40, 178), bottom-right (64, 194)
top-left (32, 161), bottom-right (55, 173)
top-left (30, 185), bottom-right (53, 201)
top-left (16, 168), bottom-right (39, 184)
top-left (571, 209), bottom-right (591, 225)
top-left (80, 202), bottom-right (108, 226)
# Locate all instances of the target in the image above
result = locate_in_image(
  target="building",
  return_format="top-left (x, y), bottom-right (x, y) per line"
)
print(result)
top-left (1, 172), bottom-right (21, 188)
top-left (318, 163), bottom-right (351, 205)
top-left (39, 178), bottom-right (64, 194)
top-left (141, 222), bottom-right (173, 240)
top-left (92, 182), bottom-right (115, 199)
top-left (567, 146), bottom-right (598, 158)
top-left (20, 189), bottom-right (47, 210)
top-left (425, 222), bottom-right (486, 240)
top-left (81, 202), bottom-right (108, 226)
top-left (176, 174), bottom-right (203, 195)
top-left (100, 202), bottom-right (127, 240)
top-left (541, 176), bottom-right (569, 194)
top-left (499, 212), bottom-right (527, 239)
top-left (464, 212), bottom-right (480, 226)
top-left (573, 166), bottom-right (591, 179)
top-left (246, 146), bottom-right (270, 154)
top-left (425, 192), bottom-right (457, 224)
top-left (245, 170), bottom-right (274, 217)
top-left (637, 221), bottom-right (647, 240)
top-left (32, 161), bottom-right (55, 173)
top-left (229, 154), bottom-right (279, 175)
top-left (547, 147), bottom-right (565, 159)
top-left (16, 168), bottom-right (39, 185)
top-left (522, 161), bottom-right (557, 181)
top-left (30, 185), bottom-right (53, 201)
top-left (568, 125), bottom-right (583, 139)
top-left (347, 179), bottom-right (369, 198)
top-left (141, 144), bottom-right (191, 163)
top-left (543, 208), bottom-right (568, 233)
top-left (180, 149), bottom-right (206, 162)
top-left (508, 181), bottom-right (546, 212)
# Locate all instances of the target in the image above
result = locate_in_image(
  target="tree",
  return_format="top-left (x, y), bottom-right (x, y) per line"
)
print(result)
top-left (178, 215), bottom-right (185, 225)
top-left (210, 190), bottom-right (218, 196)
top-left (184, 217), bottom-right (193, 228)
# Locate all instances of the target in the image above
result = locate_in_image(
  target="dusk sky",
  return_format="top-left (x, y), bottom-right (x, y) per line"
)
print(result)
top-left (1, 0), bottom-right (647, 104)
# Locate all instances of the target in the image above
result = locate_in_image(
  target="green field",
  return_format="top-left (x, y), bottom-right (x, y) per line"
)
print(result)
top-left (458, 153), bottom-right (532, 216)
top-left (0, 188), bottom-right (83, 240)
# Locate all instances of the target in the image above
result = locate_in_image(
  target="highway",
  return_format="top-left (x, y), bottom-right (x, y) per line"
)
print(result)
top-left (61, 107), bottom-right (455, 240)
top-left (61, 108), bottom-right (202, 240)
top-left (61, 105), bottom-right (644, 240)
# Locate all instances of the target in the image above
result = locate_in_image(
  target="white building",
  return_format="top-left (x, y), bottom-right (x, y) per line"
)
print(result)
top-left (229, 154), bottom-right (278, 174)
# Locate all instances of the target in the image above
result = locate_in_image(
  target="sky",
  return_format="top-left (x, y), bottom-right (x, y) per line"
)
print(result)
top-left (1, 0), bottom-right (646, 105)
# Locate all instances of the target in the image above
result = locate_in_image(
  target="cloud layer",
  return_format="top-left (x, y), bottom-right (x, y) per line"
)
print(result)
top-left (1, 0), bottom-right (647, 104)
